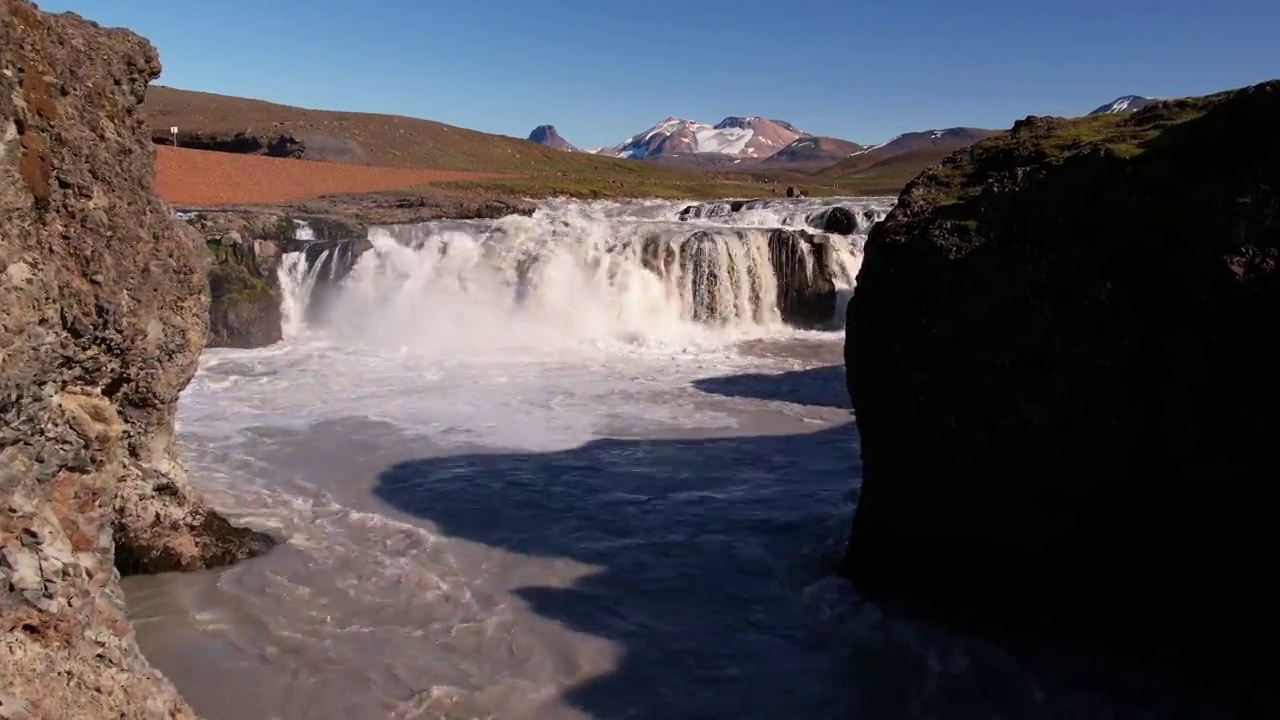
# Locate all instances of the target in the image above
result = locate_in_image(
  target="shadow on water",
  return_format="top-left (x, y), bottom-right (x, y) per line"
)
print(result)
top-left (371, 366), bottom-right (1216, 720)
top-left (691, 365), bottom-right (851, 410)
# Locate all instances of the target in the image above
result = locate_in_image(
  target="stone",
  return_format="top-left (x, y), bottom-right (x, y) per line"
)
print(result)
top-left (806, 206), bottom-right (856, 235)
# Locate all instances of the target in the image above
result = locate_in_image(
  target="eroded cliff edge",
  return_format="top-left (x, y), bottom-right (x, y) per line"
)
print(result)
top-left (843, 81), bottom-right (1279, 699)
top-left (1, 3), bottom-right (274, 717)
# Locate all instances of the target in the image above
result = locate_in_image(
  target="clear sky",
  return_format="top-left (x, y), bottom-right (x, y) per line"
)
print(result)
top-left (36, 0), bottom-right (1280, 149)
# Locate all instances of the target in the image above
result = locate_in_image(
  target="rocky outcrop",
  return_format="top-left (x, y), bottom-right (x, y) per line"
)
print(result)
top-left (183, 211), bottom-right (367, 348)
top-left (805, 206), bottom-right (854, 235)
top-left (1, 3), bottom-right (274, 717)
top-left (155, 128), bottom-right (306, 158)
top-left (527, 124), bottom-right (579, 152)
top-left (843, 81), bottom-right (1280, 697)
top-left (767, 230), bottom-right (840, 328)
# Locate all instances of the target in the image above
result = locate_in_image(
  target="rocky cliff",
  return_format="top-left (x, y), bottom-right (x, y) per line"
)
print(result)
top-left (1, 3), bottom-right (274, 718)
top-left (843, 80), bottom-right (1280, 699)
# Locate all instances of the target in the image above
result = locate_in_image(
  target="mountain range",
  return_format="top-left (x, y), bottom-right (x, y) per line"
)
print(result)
top-left (526, 94), bottom-right (1166, 174)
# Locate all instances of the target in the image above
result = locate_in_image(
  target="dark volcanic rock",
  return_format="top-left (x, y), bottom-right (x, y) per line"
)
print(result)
top-left (768, 229), bottom-right (838, 327)
top-left (843, 81), bottom-right (1280, 699)
top-left (1, 3), bottom-right (273, 716)
top-left (807, 206), bottom-right (856, 235)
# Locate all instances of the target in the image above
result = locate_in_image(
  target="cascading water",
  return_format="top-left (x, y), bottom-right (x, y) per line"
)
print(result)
top-left (134, 194), bottom-right (1198, 720)
top-left (276, 197), bottom-right (890, 356)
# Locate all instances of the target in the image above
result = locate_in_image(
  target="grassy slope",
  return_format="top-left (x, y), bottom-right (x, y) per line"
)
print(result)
top-left (910, 101), bottom-right (1219, 209)
top-left (143, 86), bottom-right (795, 200)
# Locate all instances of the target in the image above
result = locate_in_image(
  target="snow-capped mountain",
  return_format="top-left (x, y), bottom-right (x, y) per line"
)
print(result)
top-left (607, 116), bottom-right (807, 161)
top-left (1089, 95), bottom-right (1164, 115)
top-left (527, 125), bottom-right (579, 152)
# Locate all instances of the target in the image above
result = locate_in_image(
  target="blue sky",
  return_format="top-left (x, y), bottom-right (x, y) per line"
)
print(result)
top-left (38, 0), bottom-right (1279, 149)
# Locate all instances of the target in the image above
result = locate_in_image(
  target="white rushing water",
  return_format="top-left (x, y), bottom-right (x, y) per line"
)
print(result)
top-left (128, 197), bottom-right (1197, 720)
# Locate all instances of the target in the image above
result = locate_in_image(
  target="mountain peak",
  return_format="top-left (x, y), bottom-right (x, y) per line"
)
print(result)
top-left (609, 115), bottom-right (807, 161)
top-left (527, 125), bottom-right (579, 152)
top-left (1089, 95), bottom-right (1162, 115)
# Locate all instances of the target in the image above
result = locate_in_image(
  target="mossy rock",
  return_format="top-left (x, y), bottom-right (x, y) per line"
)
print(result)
top-left (204, 238), bottom-right (282, 347)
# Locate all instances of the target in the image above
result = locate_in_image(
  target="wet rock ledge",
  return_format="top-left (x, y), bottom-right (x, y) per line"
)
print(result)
top-left (1, 3), bottom-right (274, 718)
top-left (843, 80), bottom-right (1280, 704)
top-left (185, 210), bottom-right (368, 347)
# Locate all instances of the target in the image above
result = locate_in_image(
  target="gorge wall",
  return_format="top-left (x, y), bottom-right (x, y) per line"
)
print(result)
top-left (843, 80), bottom-right (1280, 700)
top-left (1, 3), bottom-right (273, 717)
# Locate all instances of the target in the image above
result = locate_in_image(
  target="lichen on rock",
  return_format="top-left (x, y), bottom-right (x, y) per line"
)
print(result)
top-left (1, 2), bottom-right (274, 717)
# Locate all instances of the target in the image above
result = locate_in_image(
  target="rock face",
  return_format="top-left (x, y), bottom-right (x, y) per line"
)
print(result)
top-left (843, 81), bottom-right (1280, 695)
top-left (1, 3), bottom-right (275, 717)
top-left (766, 230), bottom-right (839, 328)
top-left (185, 211), bottom-right (367, 348)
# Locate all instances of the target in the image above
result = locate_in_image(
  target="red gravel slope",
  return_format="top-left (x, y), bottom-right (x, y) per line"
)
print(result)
top-left (153, 146), bottom-right (507, 206)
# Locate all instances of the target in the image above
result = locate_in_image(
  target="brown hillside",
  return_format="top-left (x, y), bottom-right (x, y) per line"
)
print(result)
top-left (815, 127), bottom-right (1003, 191)
top-left (827, 146), bottom-right (979, 194)
top-left (757, 136), bottom-right (865, 170)
top-left (144, 85), bottom-right (569, 169)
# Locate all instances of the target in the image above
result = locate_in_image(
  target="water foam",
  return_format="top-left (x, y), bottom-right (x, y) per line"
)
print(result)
top-left (280, 197), bottom-right (892, 359)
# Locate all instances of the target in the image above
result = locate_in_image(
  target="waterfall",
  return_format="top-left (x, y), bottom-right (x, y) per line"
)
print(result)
top-left (275, 197), bottom-right (893, 354)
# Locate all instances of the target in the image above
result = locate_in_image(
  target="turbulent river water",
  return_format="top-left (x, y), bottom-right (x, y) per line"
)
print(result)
top-left (126, 197), bottom-right (1203, 720)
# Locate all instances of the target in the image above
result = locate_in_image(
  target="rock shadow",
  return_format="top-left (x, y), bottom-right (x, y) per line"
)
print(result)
top-left (375, 423), bottom-right (862, 719)
top-left (691, 365), bottom-right (850, 410)
top-left (369, 368), bottom-right (1220, 719)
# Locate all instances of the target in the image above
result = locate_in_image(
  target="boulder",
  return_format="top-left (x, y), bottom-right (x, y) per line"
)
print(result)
top-left (768, 229), bottom-right (838, 327)
top-left (806, 206), bottom-right (856, 235)
top-left (843, 81), bottom-right (1280, 698)
top-left (1, 3), bottom-right (274, 717)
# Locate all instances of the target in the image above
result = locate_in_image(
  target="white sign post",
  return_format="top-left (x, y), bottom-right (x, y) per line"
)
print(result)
top-left (170, 126), bottom-right (178, 147)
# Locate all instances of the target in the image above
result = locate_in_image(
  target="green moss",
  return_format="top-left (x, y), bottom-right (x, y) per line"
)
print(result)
top-left (205, 239), bottom-right (271, 298)
top-left (907, 95), bottom-right (1225, 209)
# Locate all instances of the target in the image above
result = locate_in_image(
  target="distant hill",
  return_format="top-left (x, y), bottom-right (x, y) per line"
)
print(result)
top-left (757, 136), bottom-right (864, 169)
top-left (1089, 95), bottom-right (1165, 115)
top-left (813, 127), bottom-right (1002, 192)
top-left (143, 85), bottom-right (618, 172)
top-left (528, 125), bottom-right (579, 152)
